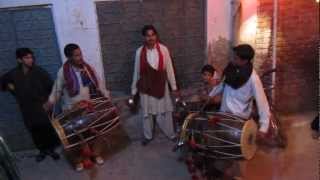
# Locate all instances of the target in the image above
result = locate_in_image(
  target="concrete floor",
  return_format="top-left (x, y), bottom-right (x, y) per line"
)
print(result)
top-left (16, 138), bottom-right (189, 180)
top-left (15, 110), bottom-right (319, 180)
top-left (240, 111), bottom-right (319, 180)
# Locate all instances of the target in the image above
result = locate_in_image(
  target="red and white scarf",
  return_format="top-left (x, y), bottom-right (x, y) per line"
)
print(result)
top-left (139, 42), bottom-right (164, 74)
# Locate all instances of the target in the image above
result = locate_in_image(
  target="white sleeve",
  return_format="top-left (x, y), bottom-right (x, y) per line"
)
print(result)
top-left (131, 48), bottom-right (141, 95)
top-left (252, 74), bottom-right (271, 133)
top-left (164, 47), bottom-right (177, 91)
top-left (95, 70), bottom-right (110, 98)
top-left (48, 68), bottom-right (64, 104)
top-left (209, 82), bottom-right (224, 97)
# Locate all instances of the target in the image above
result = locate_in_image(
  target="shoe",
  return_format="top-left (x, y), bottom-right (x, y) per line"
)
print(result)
top-left (141, 138), bottom-right (152, 146)
top-left (75, 163), bottom-right (84, 172)
top-left (94, 156), bottom-right (104, 165)
top-left (35, 152), bottom-right (46, 162)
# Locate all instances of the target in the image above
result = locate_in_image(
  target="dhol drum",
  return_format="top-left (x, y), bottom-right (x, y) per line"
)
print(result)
top-left (174, 94), bottom-right (214, 133)
top-left (51, 97), bottom-right (120, 149)
top-left (178, 112), bottom-right (258, 160)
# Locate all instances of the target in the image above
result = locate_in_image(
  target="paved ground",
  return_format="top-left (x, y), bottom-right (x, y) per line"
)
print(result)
top-left (241, 111), bottom-right (319, 180)
top-left (14, 107), bottom-right (319, 180)
top-left (16, 138), bottom-right (189, 180)
top-left (15, 104), bottom-right (190, 180)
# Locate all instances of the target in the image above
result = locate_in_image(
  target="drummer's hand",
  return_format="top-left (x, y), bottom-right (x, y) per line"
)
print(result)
top-left (199, 95), bottom-right (210, 102)
top-left (43, 101), bottom-right (54, 112)
top-left (172, 90), bottom-right (181, 98)
top-left (128, 96), bottom-right (135, 105)
top-left (7, 83), bottom-right (15, 91)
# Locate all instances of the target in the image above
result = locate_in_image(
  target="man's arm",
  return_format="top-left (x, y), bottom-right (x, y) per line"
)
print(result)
top-left (131, 48), bottom-right (141, 95)
top-left (0, 73), bottom-right (9, 91)
top-left (97, 76), bottom-right (110, 98)
top-left (252, 74), bottom-right (271, 133)
top-left (90, 66), bottom-right (110, 98)
top-left (0, 70), bottom-right (14, 93)
top-left (208, 82), bottom-right (224, 97)
top-left (38, 67), bottom-right (54, 96)
top-left (164, 47), bottom-right (177, 91)
top-left (48, 68), bottom-right (64, 104)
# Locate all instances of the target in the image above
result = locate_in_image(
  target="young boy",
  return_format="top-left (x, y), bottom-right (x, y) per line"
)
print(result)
top-left (200, 64), bottom-right (219, 94)
top-left (0, 48), bottom-right (60, 162)
top-left (198, 64), bottom-right (221, 110)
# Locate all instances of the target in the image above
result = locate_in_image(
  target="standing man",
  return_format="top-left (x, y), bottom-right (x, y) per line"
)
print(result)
top-left (131, 25), bottom-right (178, 146)
top-left (44, 43), bottom-right (110, 171)
top-left (45, 44), bottom-right (110, 110)
top-left (0, 48), bottom-right (60, 162)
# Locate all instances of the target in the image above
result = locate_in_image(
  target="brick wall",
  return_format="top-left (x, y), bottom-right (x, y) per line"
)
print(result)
top-left (96, 0), bottom-right (205, 92)
top-left (256, 0), bottom-right (319, 113)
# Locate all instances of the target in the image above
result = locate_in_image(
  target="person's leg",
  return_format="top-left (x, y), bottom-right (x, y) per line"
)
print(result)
top-left (142, 114), bottom-right (154, 145)
top-left (27, 126), bottom-right (48, 162)
top-left (26, 110), bottom-right (60, 161)
top-left (155, 112), bottom-right (175, 140)
top-left (38, 124), bottom-right (60, 160)
top-left (91, 138), bottom-right (105, 165)
top-left (64, 147), bottom-right (84, 171)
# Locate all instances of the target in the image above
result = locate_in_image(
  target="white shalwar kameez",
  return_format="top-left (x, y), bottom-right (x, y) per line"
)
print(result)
top-left (209, 70), bottom-right (270, 133)
top-left (131, 43), bottom-right (177, 140)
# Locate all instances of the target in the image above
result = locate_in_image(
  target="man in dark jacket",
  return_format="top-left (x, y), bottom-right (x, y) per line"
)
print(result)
top-left (0, 48), bottom-right (60, 162)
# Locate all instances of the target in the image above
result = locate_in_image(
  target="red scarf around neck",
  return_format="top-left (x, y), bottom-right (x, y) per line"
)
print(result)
top-left (140, 42), bottom-right (164, 75)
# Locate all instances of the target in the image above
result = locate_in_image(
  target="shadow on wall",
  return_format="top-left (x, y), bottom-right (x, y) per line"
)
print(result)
top-left (207, 37), bottom-right (232, 75)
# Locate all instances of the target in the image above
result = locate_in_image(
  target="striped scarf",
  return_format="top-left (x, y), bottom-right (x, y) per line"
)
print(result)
top-left (63, 61), bottom-right (98, 97)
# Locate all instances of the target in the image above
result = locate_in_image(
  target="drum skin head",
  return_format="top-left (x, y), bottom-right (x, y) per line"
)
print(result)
top-left (241, 119), bottom-right (258, 160)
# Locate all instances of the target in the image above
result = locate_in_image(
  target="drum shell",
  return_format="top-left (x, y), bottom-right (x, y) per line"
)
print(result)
top-left (183, 112), bottom-right (257, 160)
top-left (52, 97), bottom-right (120, 149)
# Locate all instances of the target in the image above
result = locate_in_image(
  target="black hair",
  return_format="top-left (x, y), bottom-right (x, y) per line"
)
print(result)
top-left (201, 64), bottom-right (215, 75)
top-left (142, 25), bottom-right (158, 36)
top-left (64, 43), bottom-right (80, 58)
top-left (16, 48), bottom-right (34, 59)
top-left (233, 44), bottom-right (255, 61)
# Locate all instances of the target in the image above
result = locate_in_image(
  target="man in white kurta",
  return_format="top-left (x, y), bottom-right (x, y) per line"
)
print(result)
top-left (209, 46), bottom-right (270, 134)
top-left (44, 43), bottom-right (109, 171)
top-left (48, 62), bottom-right (109, 110)
top-left (208, 44), bottom-right (270, 179)
top-left (131, 25), bottom-right (177, 145)
top-left (209, 69), bottom-right (270, 133)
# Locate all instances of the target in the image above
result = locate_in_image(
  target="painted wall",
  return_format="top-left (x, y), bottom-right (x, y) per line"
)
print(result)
top-left (206, 0), bottom-right (233, 73)
top-left (255, 0), bottom-right (318, 113)
top-left (1, 0), bottom-right (236, 84)
top-left (96, 0), bottom-right (206, 91)
top-left (238, 0), bottom-right (258, 46)
top-left (207, 0), bottom-right (233, 43)
top-left (0, 0), bottom-right (105, 83)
